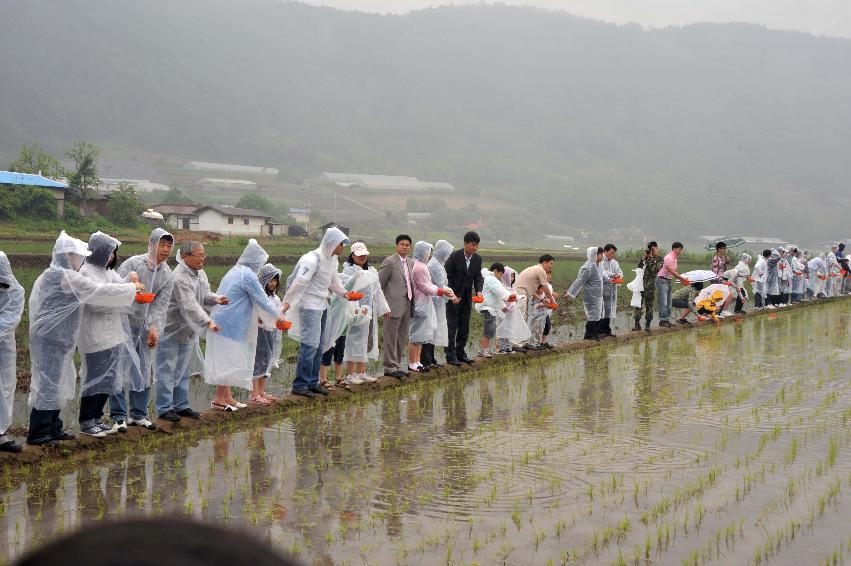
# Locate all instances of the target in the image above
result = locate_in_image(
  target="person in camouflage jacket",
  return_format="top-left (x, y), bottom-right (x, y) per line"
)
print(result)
top-left (634, 241), bottom-right (663, 331)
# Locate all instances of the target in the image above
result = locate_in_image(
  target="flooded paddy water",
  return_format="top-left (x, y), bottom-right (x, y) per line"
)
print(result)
top-left (3, 300), bottom-right (851, 565)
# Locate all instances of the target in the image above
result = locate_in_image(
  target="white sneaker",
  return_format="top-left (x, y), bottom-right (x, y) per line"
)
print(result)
top-left (128, 417), bottom-right (156, 430)
top-left (111, 419), bottom-right (128, 433)
top-left (481, 349), bottom-right (493, 358)
top-left (346, 374), bottom-right (364, 385)
top-left (766, 304), bottom-right (776, 309)
top-left (360, 373), bottom-right (378, 383)
top-left (721, 311), bottom-right (734, 317)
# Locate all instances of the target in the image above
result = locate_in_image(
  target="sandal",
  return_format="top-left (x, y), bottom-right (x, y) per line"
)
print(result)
top-left (248, 396), bottom-right (271, 406)
top-left (211, 401), bottom-right (237, 412)
top-left (261, 393), bottom-right (278, 401)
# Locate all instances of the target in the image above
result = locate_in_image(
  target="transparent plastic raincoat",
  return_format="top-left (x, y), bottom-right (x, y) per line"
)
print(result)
top-left (600, 255), bottom-right (623, 318)
top-left (566, 247), bottom-right (604, 322)
top-left (254, 263), bottom-right (283, 378)
top-left (0, 252), bottom-right (25, 434)
top-left (341, 262), bottom-right (390, 363)
top-left (409, 241), bottom-right (441, 344)
top-left (29, 231), bottom-right (138, 411)
top-left (157, 248), bottom-right (221, 388)
top-left (427, 240), bottom-right (453, 348)
top-left (78, 232), bottom-right (140, 398)
top-left (808, 256), bottom-right (828, 296)
top-left (205, 240), bottom-right (280, 389)
top-left (496, 267), bottom-right (531, 343)
top-left (284, 227), bottom-right (350, 348)
top-left (766, 249), bottom-right (781, 296)
top-left (118, 227), bottom-right (175, 390)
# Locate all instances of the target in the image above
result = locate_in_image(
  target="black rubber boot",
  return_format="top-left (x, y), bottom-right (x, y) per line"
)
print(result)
top-left (644, 318), bottom-right (652, 332)
top-left (632, 318), bottom-right (641, 331)
top-left (421, 343), bottom-right (433, 366)
top-left (584, 321), bottom-right (599, 340)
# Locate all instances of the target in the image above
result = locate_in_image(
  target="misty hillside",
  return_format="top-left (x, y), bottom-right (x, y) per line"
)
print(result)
top-left (2, 0), bottom-right (851, 241)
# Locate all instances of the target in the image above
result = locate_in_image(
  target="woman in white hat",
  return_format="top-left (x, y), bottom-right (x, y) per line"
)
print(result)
top-left (341, 242), bottom-right (390, 385)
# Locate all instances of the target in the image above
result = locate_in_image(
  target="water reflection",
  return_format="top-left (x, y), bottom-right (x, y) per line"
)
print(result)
top-left (4, 302), bottom-right (851, 565)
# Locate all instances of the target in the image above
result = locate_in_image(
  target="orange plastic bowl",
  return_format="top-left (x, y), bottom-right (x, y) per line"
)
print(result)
top-left (472, 296), bottom-right (485, 304)
top-left (611, 277), bottom-right (624, 284)
top-left (347, 292), bottom-right (364, 301)
top-left (135, 293), bottom-right (156, 304)
top-left (276, 320), bottom-right (292, 331)
top-left (546, 302), bottom-right (559, 309)
top-left (507, 294), bottom-right (517, 302)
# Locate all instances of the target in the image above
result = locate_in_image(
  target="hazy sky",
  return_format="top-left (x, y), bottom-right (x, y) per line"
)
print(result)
top-left (298, 0), bottom-right (851, 39)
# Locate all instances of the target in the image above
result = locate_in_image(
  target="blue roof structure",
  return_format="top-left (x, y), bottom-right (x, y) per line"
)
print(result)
top-left (0, 170), bottom-right (68, 189)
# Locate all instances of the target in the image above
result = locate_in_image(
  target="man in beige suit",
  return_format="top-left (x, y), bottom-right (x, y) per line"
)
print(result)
top-left (379, 235), bottom-right (414, 378)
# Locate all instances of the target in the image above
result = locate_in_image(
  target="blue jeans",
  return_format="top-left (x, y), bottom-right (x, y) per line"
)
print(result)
top-left (109, 387), bottom-right (150, 420)
top-left (656, 277), bottom-right (673, 321)
top-left (110, 325), bottom-right (152, 420)
top-left (292, 309), bottom-right (326, 391)
top-left (154, 336), bottom-right (192, 415)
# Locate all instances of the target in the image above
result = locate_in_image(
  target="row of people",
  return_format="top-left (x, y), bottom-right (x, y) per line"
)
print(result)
top-left (0, 230), bottom-right (847, 452)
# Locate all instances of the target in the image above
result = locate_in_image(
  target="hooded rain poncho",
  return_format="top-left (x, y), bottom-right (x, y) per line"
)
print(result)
top-left (254, 264), bottom-right (283, 378)
top-left (205, 240), bottom-right (281, 389)
top-left (78, 232), bottom-right (140, 398)
top-left (409, 241), bottom-right (440, 344)
top-left (341, 262), bottom-right (390, 363)
top-left (427, 240), bottom-right (453, 347)
top-left (118, 227), bottom-right (175, 390)
top-left (284, 227), bottom-right (350, 348)
top-left (29, 231), bottom-right (138, 411)
top-left (566, 247), bottom-right (604, 322)
top-left (0, 252), bottom-right (25, 434)
top-left (496, 267), bottom-right (531, 343)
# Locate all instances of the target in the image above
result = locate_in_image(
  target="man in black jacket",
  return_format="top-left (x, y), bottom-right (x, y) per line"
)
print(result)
top-left (444, 231), bottom-right (484, 365)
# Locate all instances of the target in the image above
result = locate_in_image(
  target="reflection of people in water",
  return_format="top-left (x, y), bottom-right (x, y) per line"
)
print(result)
top-left (578, 349), bottom-right (613, 432)
top-left (634, 341), bottom-right (654, 435)
top-left (14, 518), bottom-right (300, 566)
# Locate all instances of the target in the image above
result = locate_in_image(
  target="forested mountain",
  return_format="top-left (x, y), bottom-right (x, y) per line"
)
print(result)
top-left (2, 0), bottom-right (850, 240)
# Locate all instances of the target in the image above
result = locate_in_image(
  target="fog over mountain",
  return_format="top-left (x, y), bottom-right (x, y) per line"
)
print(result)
top-left (2, 0), bottom-right (850, 241)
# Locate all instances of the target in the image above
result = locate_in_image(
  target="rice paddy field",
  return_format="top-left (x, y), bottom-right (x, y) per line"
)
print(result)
top-left (2, 298), bottom-right (851, 565)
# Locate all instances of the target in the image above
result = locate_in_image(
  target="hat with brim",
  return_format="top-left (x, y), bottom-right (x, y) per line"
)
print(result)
top-left (351, 242), bottom-right (370, 256)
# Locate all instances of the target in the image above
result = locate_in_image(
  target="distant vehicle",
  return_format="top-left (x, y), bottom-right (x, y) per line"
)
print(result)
top-left (704, 237), bottom-right (745, 251)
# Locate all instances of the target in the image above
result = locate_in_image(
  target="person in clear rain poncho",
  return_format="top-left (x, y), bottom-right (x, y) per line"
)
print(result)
top-left (205, 240), bottom-right (283, 410)
top-left (0, 252), bottom-right (25, 452)
top-left (283, 227), bottom-right (356, 398)
top-left (565, 247), bottom-right (605, 341)
top-left (27, 231), bottom-right (144, 446)
top-left (495, 266), bottom-right (531, 353)
top-left (422, 240), bottom-right (453, 368)
top-left (732, 253), bottom-right (752, 313)
top-left (752, 250), bottom-right (769, 309)
top-left (77, 232), bottom-right (145, 438)
top-left (599, 244), bottom-right (623, 338)
top-left (251, 263), bottom-right (282, 405)
top-left (341, 242), bottom-right (390, 385)
top-left (407, 241), bottom-right (454, 373)
top-left (155, 240), bottom-right (227, 422)
top-left (808, 254), bottom-right (828, 299)
top-left (109, 228), bottom-right (174, 431)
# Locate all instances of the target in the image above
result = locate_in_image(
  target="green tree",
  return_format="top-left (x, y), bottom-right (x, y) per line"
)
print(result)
top-left (105, 183), bottom-right (143, 227)
top-left (0, 186), bottom-right (57, 220)
top-left (65, 141), bottom-right (100, 202)
top-left (7, 143), bottom-right (65, 178)
top-left (236, 192), bottom-right (274, 214)
top-left (159, 186), bottom-right (193, 204)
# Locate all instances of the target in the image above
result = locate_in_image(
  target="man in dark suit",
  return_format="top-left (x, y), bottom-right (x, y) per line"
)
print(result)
top-left (378, 235), bottom-right (414, 378)
top-left (444, 231), bottom-right (484, 365)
